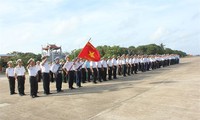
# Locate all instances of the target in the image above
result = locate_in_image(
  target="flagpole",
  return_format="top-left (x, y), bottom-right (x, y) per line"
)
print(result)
top-left (88, 38), bottom-right (91, 42)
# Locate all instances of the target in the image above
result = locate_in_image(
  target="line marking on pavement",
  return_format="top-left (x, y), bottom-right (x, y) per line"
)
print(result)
top-left (0, 103), bottom-right (10, 108)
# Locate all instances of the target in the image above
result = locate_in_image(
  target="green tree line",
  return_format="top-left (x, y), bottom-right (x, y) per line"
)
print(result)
top-left (70, 43), bottom-right (187, 59)
top-left (0, 43), bottom-right (187, 68)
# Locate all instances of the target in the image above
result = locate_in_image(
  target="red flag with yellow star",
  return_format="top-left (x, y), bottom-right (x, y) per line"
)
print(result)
top-left (78, 41), bottom-right (101, 61)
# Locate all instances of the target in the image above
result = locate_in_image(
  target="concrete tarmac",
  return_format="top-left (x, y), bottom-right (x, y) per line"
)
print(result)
top-left (0, 57), bottom-right (200, 120)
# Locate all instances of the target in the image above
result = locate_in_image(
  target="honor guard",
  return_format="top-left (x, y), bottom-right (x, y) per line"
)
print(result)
top-left (6, 61), bottom-right (16, 95)
top-left (75, 58), bottom-right (82, 87)
top-left (121, 54), bottom-right (127, 77)
top-left (36, 61), bottom-right (42, 82)
top-left (117, 56), bottom-right (122, 76)
top-left (90, 61), bottom-right (98, 84)
top-left (81, 59), bottom-right (87, 83)
top-left (107, 57), bottom-right (113, 80)
top-left (40, 56), bottom-right (51, 95)
top-left (14, 59), bottom-right (26, 96)
top-left (51, 57), bottom-right (63, 92)
top-left (63, 56), bottom-right (76, 89)
top-left (27, 58), bottom-right (39, 98)
top-left (126, 55), bottom-right (131, 75)
top-left (85, 60), bottom-right (91, 82)
top-left (101, 57), bottom-right (108, 81)
top-left (112, 55), bottom-right (117, 79)
top-left (97, 59), bottom-right (103, 82)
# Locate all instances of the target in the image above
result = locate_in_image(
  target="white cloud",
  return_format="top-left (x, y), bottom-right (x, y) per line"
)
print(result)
top-left (0, 0), bottom-right (199, 55)
top-left (150, 26), bottom-right (170, 41)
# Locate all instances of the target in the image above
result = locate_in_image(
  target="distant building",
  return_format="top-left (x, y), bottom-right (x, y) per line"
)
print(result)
top-left (41, 44), bottom-right (66, 62)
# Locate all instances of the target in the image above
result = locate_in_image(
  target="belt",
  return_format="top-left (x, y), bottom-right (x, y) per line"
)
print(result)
top-left (30, 76), bottom-right (36, 77)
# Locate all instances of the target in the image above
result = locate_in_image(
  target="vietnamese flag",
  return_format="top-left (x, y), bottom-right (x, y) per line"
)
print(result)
top-left (78, 41), bottom-right (101, 61)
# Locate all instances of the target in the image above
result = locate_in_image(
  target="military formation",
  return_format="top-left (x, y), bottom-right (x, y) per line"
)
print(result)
top-left (5, 54), bottom-right (180, 98)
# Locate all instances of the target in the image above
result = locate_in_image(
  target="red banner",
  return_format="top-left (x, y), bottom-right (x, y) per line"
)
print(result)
top-left (78, 42), bottom-right (100, 61)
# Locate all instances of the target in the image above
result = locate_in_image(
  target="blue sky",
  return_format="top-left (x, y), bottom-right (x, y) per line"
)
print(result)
top-left (0, 0), bottom-right (199, 55)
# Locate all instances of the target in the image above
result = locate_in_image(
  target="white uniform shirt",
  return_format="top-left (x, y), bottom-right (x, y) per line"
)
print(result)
top-left (36, 64), bottom-right (41, 72)
top-left (143, 57), bottom-right (147, 63)
top-left (117, 59), bottom-right (121, 65)
top-left (97, 61), bottom-right (102, 68)
top-left (132, 58), bottom-right (136, 64)
top-left (40, 62), bottom-right (50, 73)
top-left (129, 58), bottom-right (132, 64)
top-left (6, 67), bottom-right (15, 77)
top-left (101, 60), bottom-right (107, 68)
top-left (75, 62), bottom-right (82, 70)
top-left (14, 66), bottom-right (26, 76)
top-left (121, 58), bottom-right (126, 65)
top-left (63, 61), bottom-right (75, 71)
top-left (107, 59), bottom-right (112, 67)
top-left (50, 63), bottom-right (59, 73)
top-left (126, 58), bottom-right (129, 64)
top-left (112, 58), bottom-right (117, 66)
top-left (90, 61), bottom-right (97, 68)
top-left (27, 66), bottom-right (37, 76)
top-left (140, 58), bottom-right (144, 63)
top-left (81, 61), bottom-right (86, 69)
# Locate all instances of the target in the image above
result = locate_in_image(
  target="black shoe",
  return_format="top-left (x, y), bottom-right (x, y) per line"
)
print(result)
top-left (57, 90), bottom-right (63, 93)
top-left (99, 80), bottom-right (102, 82)
top-left (70, 87), bottom-right (76, 90)
top-left (35, 95), bottom-right (40, 97)
top-left (22, 93), bottom-right (26, 95)
top-left (32, 95), bottom-right (35, 98)
top-left (19, 94), bottom-right (23, 96)
top-left (93, 81), bottom-right (97, 84)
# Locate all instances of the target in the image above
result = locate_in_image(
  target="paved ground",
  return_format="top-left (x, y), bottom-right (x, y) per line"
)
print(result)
top-left (0, 57), bottom-right (200, 120)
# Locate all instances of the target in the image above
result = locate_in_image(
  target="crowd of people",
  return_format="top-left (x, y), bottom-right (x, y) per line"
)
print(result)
top-left (5, 54), bottom-right (180, 98)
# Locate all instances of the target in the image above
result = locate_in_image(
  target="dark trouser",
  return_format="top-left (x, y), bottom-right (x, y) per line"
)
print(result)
top-left (118, 65), bottom-right (122, 75)
top-left (55, 73), bottom-right (62, 91)
top-left (49, 71), bottom-right (54, 82)
top-left (122, 64), bottom-right (127, 76)
top-left (37, 70), bottom-right (42, 82)
top-left (81, 68), bottom-right (86, 83)
top-left (138, 63), bottom-right (141, 71)
top-left (17, 76), bottom-right (25, 95)
top-left (134, 63), bottom-right (138, 74)
top-left (8, 76), bottom-right (15, 94)
top-left (76, 70), bottom-right (81, 87)
top-left (68, 71), bottom-right (75, 89)
top-left (63, 70), bottom-right (67, 83)
top-left (92, 68), bottom-right (97, 83)
top-left (30, 76), bottom-right (38, 96)
top-left (98, 68), bottom-right (102, 82)
top-left (103, 68), bottom-right (107, 81)
top-left (108, 67), bottom-right (112, 80)
top-left (42, 73), bottom-right (50, 94)
top-left (87, 68), bottom-right (91, 82)
top-left (141, 63), bottom-right (144, 72)
top-left (131, 64), bottom-right (134, 74)
top-left (127, 64), bottom-right (131, 75)
top-left (113, 66), bottom-right (117, 79)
